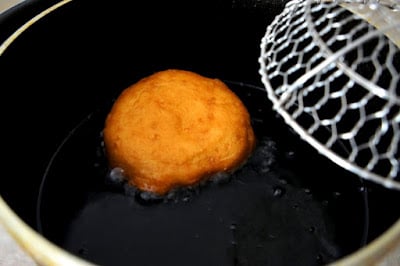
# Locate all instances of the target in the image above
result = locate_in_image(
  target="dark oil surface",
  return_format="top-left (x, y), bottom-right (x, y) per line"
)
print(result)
top-left (36, 82), bottom-right (369, 266)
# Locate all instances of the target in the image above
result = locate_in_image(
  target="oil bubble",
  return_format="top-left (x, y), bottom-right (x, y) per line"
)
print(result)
top-left (332, 191), bottom-right (341, 199)
top-left (134, 190), bottom-right (163, 205)
top-left (279, 178), bottom-right (288, 185)
top-left (230, 223), bottom-right (237, 231)
top-left (108, 167), bottom-right (125, 184)
top-left (304, 188), bottom-right (312, 195)
top-left (182, 196), bottom-right (191, 202)
top-left (285, 150), bottom-right (295, 160)
top-left (273, 186), bottom-right (285, 197)
top-left (162, 186), bottom-right (203, 204)
top-left (122, 184), bottom-right (138, 197)
top-left (250, 138), bottom-right (277, 173)
top-left (165, 190), bottom-right (176, 201)
top-left (211, 172), bottom-right (231, 185)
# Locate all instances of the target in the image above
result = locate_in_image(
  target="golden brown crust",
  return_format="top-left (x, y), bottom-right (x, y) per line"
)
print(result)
top-left (103, 69), bottom-right (255, 195)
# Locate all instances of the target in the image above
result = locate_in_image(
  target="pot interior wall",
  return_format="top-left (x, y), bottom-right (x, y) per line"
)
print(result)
top-left (0, 0), bottom-right (399, 265)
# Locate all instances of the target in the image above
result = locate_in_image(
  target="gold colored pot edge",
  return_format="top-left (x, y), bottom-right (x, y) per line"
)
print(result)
top-left (0, 196), bottom-right (94, 266)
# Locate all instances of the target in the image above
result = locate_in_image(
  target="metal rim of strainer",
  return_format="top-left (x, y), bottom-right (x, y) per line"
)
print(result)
top-left (259, 0), bottom-right (400, 191)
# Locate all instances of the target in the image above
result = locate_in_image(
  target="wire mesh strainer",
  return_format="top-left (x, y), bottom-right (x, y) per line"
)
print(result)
top-left (259, 0), bottom-right (400, 189)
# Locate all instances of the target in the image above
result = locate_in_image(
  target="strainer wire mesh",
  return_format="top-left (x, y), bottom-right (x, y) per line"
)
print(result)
top-left (259, 0), bottom-right (400, 189)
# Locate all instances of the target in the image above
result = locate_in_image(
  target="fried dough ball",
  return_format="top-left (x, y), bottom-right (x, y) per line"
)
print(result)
top-left (103, 69), bottom-right (255, 195)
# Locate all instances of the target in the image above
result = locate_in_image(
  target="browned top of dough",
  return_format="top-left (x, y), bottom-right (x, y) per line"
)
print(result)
top-left (103, 69), bottom-right (255, 195)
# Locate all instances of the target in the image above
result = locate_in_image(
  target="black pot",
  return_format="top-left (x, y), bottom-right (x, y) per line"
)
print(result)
top-left (0, 0), bottom-right (399, 265)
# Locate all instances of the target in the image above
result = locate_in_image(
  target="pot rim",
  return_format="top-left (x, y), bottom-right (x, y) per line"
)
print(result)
top-left (0, 196), bottom-right (94, 266)
top-left (0, 0), bottom-right (399, 265)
